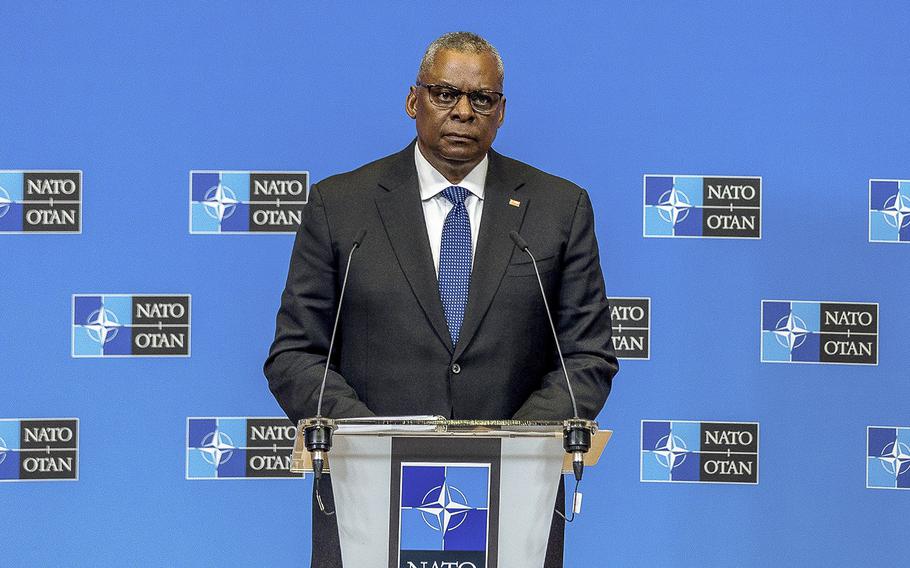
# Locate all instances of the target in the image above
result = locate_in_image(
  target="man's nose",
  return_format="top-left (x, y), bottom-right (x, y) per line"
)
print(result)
top-left (450, 93), bottom-right (476, 120)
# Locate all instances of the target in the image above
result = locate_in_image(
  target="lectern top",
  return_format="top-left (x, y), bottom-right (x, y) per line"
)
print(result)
top-left (291, 416), bottom-right (612, 474)
top-left (299, 416), bottom-right (595, 437)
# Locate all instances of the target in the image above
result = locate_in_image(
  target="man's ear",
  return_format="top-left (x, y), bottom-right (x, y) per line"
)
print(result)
top-left (496, 97), bottom-right (506, 128)
top-left (405, 86), bottom-right (418, 119)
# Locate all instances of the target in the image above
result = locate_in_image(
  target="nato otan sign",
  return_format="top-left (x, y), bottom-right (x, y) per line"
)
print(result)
top-left (190, 170), bottom-right (309, 233)
top-left (72, 294), bottom-right (191, 357)
top-left (761, 300), bottom-right (878, 365)
top-left (644, 175), bottom-right (761, 239)
top-left (867, 426), bottom-right (910, 490)
top-left (608, 297), bottom-right (650, 359)
top-left (186, 417), bottom-right (302, 479)
top-left (0, 419), bottom-right (79, 482)
top-left (0, 171), bottom-right (82, 233)
top-left (869, 179), bottom-right (910, 243)
top-left (641, 420), bottom-right (759, 484)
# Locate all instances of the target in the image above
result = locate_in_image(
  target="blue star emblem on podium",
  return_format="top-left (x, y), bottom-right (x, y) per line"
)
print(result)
top-left (399, 464), bottom-right (490, 554)
top-left (418, 481), bottom-right (475, 534)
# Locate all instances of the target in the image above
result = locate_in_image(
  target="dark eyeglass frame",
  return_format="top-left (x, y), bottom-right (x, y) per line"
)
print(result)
top-left (415, 81), bottom-right (504, 114)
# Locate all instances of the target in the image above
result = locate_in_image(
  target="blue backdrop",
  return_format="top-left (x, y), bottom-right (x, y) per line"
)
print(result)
top-left (2, 1), bottom-right (908, 566)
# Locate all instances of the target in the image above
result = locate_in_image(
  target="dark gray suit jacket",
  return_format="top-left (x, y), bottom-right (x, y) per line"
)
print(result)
top-left (264, 141), bottom-right (618, 566)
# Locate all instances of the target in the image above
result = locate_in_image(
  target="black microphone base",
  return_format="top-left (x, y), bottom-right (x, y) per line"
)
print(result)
top-left (303, 417), bottom-right (337, 480)
top-left (563, 418), bottom-right (597, 481)
top-left (563, 418), bottom-right (595, 453)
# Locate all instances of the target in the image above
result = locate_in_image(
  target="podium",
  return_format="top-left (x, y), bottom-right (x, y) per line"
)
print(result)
top-left (291, 418), bottom-right (611, 568)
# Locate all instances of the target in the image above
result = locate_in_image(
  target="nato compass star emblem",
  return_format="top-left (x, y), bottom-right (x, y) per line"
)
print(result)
top-left (773, 312), bottom-right (809, 351)
top-left (656, 186), bottom-right (691, 226)
top-left (202, 179), bottom-right (239, 222)
top-left (84, 308), bottom-right (121, 344)
top-left (881, 193), bottom-right (910, 229)
top-left (199, 430), bottom-right (235, 466)
top-left (653, 432), bottom-right (689, 470)
top-left (0, 186), bottom-right (11, 218)
top-left (879, 440), bottom-right (910, 477)
top-left (0, 436), bottom-right (8, 466)
top-left (418, 481), bottom-right (475, 535)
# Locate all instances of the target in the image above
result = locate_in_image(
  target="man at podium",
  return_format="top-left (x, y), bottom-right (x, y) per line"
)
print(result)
top-left (265, 31), bottom-right (618, 568)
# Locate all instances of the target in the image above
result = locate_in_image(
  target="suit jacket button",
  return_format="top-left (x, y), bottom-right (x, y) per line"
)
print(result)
top-left (451, 363), bottom-right (461, 374)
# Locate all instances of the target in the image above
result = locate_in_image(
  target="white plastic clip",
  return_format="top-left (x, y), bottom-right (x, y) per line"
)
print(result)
top-left (573, 491), bottom-right (583, 515)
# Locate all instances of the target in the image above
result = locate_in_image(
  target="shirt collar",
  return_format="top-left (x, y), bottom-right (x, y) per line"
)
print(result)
top-left (415, 143), bottom-right (487, 201)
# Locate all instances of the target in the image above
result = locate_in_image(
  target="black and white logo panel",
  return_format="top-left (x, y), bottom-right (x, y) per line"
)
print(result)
top-left (609, 297), bottom-right (650, 359)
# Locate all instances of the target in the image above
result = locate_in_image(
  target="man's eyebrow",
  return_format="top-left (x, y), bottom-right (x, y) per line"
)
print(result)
top-left (436, 81), bottom-right (499, 92)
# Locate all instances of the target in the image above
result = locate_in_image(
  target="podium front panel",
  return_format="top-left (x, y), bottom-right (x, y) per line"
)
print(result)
top-left (498, 436), bottom-right (564, 567)
top-left (329, 435), bottom-right (394, 567)
top-left (329, 432), bottom-right (564, 568)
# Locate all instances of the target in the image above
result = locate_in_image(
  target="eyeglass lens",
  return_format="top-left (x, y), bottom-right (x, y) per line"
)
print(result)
top-left (426, 85), bottom-right (500, 113)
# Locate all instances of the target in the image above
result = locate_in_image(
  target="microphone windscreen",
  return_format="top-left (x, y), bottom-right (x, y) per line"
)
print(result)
top-left (353, 228), bottom-right (367, 247)
top-left (509, 230), bottom-right (529, 252)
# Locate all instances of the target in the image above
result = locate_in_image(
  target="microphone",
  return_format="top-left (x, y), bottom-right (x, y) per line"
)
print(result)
top-left (508, 230), bottom-right (594, 489)
top-left (304, 228), bottom-right (367, 515)
top-left (315, 227), bottom-right (366, 417)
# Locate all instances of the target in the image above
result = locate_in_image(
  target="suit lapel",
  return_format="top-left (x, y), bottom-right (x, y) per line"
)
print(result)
top-left (374, 144), bottom-right (453, 353)
top-left (454, 150), bottom-right (528, 360)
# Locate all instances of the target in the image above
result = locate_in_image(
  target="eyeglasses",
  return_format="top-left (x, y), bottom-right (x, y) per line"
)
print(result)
top-left (415, 81), bottom-right (504, 114)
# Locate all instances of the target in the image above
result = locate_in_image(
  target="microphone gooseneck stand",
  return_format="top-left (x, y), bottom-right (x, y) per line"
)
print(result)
top-left (304, 228), bottom-right (367, 516)
top-left (509, 230), bottom-right (597, 522)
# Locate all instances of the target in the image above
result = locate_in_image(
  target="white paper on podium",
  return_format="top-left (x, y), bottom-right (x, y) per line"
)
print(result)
top-left (329, 431), bottom-right (565, 568)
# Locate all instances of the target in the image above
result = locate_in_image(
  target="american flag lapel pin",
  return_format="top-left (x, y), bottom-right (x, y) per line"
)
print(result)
top-left (508, 198), bottom-right (521, 207)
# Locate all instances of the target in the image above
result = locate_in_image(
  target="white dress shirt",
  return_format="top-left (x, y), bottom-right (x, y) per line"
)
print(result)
top-left (415, 144), bottom-right (487, 275)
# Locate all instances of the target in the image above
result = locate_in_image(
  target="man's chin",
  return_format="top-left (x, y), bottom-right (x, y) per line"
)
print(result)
top-left (438, 142), bottom-right (485, 163)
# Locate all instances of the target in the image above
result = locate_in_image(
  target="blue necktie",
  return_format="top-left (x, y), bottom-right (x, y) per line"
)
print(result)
top-left (438, 186), bottom-right (472, 348)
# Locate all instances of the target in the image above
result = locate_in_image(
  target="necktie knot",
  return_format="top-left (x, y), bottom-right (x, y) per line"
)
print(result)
top-left (442, 185), bottom-right (469, 206)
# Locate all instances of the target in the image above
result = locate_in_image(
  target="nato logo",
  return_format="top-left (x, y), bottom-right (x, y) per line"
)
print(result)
top-left (186, 417), bottom-right (302, 479)
top-left (189, 170), bottom-right (309, 233)
top-left (0, 419), bottom-right (79, 482)
top-left (0, 170), bottom-right (82, 233)
top-left (867, 426), bottom-right (910, 490)
top-left (72, 294), bottom-right (191, 357)
top-left (609, 297), bottom-right (650, 359)
top-left (869, 179), bottom-right (910, 243)
top-left (398, 463), bottom-right (490, 568)
top-left (641, 420), bottom-right (758, 484)
top-left (761, 300), bottom-right (878, 365)
top-left (643, 175), bottom-right (761, 239)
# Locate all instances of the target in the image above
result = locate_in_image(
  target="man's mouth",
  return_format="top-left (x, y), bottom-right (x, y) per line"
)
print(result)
top-left (442, 133), bottom-right (475, 142)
